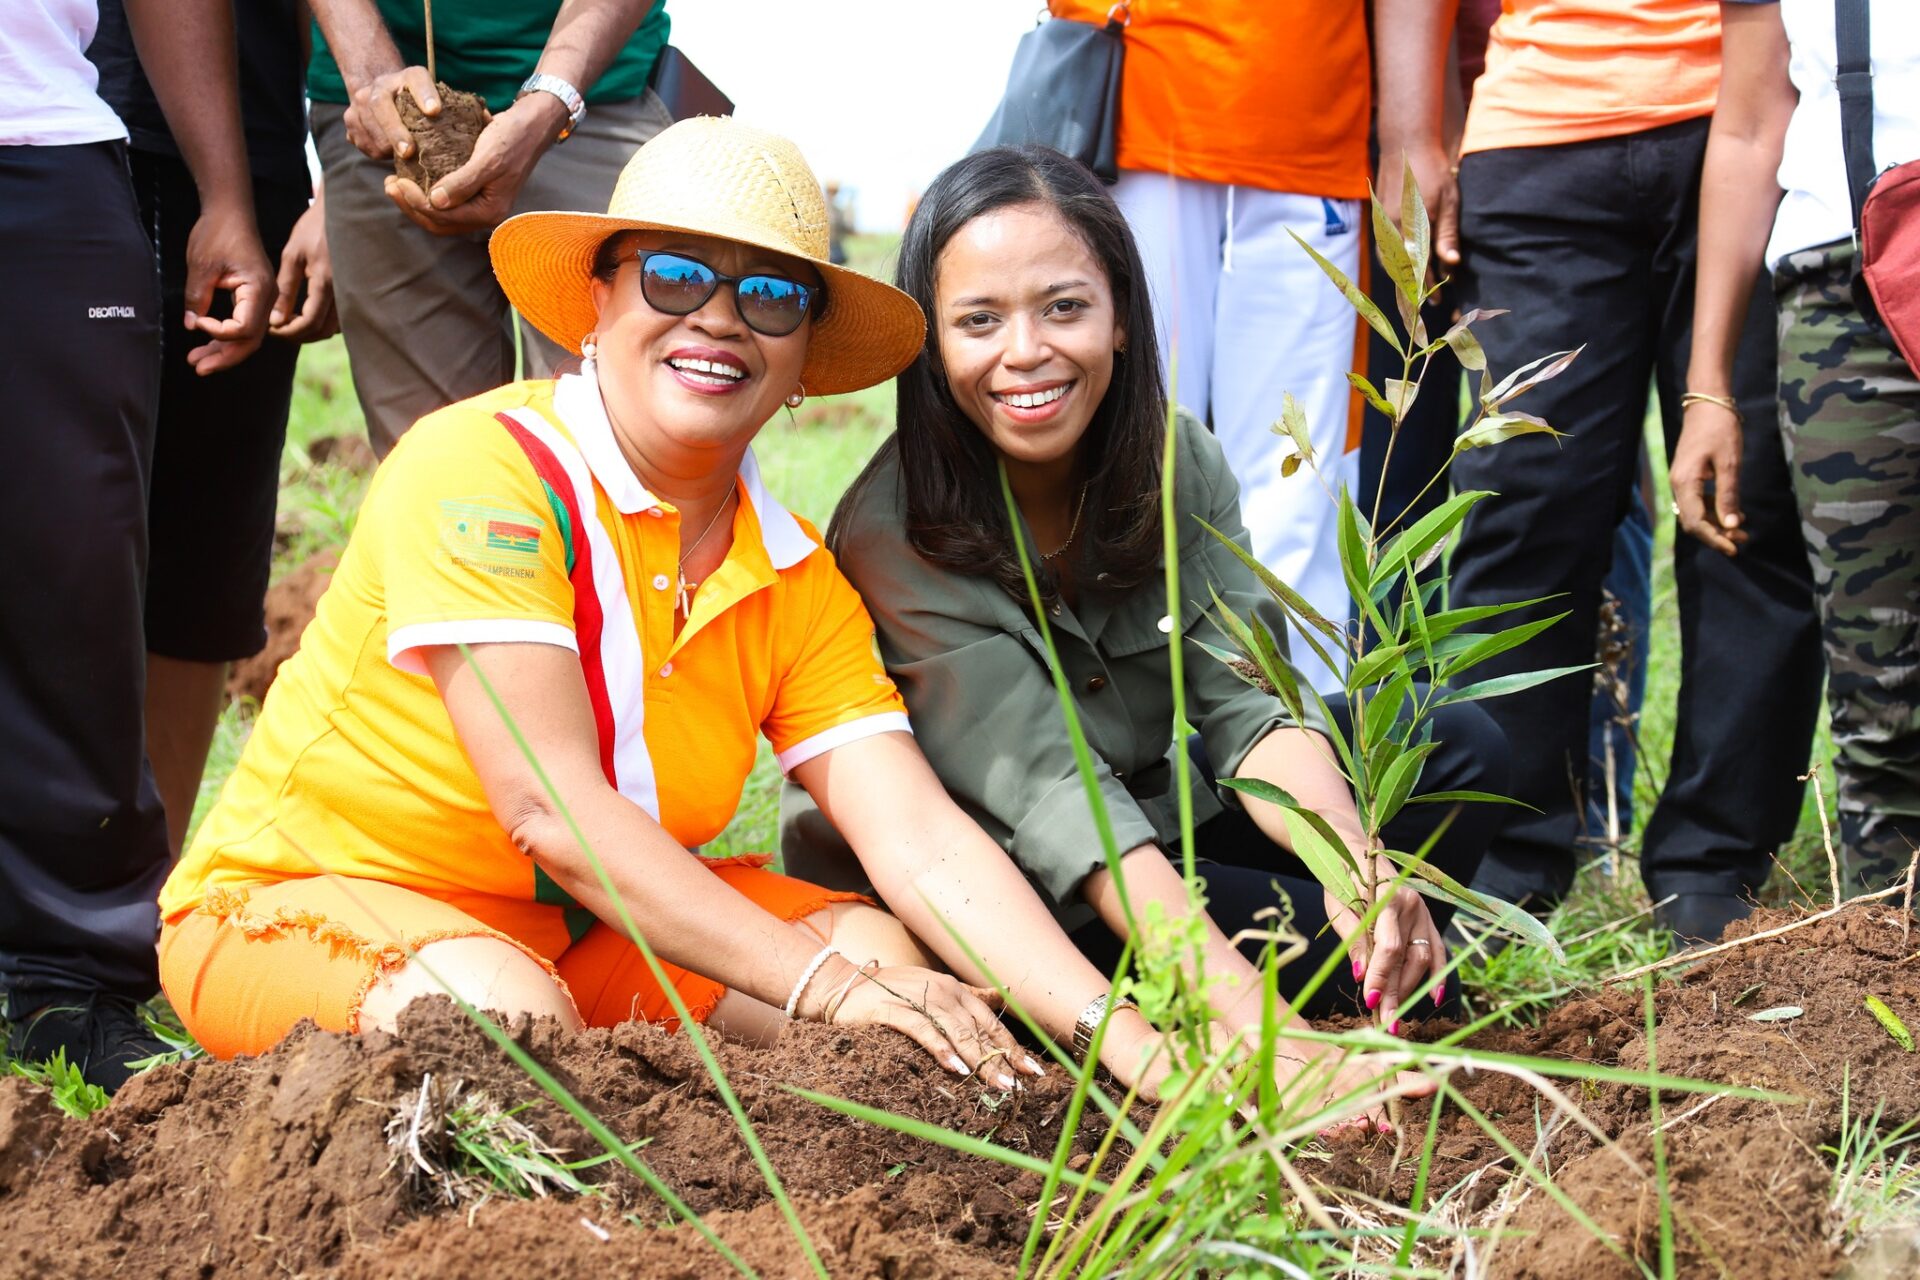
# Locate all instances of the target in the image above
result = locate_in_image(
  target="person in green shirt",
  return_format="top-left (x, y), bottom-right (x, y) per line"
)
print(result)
top-left (784, 146), bottom-right (1511, 1060)
top-left (307, 0), bottom-right (674, 454)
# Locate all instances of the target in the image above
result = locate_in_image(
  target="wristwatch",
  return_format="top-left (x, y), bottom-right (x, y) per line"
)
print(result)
top-left (1071, 990), bottom-right (1141, 1062)
top-left (516, 72), bottom-right (587, 142)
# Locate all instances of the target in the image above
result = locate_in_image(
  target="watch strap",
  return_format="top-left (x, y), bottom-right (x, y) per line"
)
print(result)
top-left (517, 72), bottom-right (587, 142)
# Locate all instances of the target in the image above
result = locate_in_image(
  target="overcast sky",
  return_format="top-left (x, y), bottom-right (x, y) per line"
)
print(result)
top-left (669, 0), bottom-right (1046, 232)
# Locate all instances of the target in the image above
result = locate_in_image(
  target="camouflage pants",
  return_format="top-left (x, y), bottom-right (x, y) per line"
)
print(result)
top-left (1776, 239), bottom-right (1920, 887)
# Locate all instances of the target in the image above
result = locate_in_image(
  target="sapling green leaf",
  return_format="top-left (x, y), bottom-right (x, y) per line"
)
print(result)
top-left (1481, 346), bottom-right (1583, 409)
top-left (1369, 186), bottom-right (1421, 314)
top-left (1380, 848), bottom-right (1565, 960)
top-left (1434, 663), bottom-right (1599, 707)
top-left (1346, 370), bottom-right (1397, 419)
top-left (1453, 412), bottom-right (1567, 453)
top-left (1404, 789), bottom-right (1539, 811)
top-left (1361, 670), bottom-right (1413, 746)
top-left (1287, 227), bottom-right (1401, 355)
top-left (1375, 489), bottom-right (1489, 586)
top-left (1373, 741), bottom-right (1440, 831)
top-left (1439, 611), bottom-right (1573, 681)
top-left (1400, 155), bottom-right (1432, 289)
top-left (1277, 390), bottom-right (1315, 467)
top-left (1348, 641), bottom-right (1412, 690)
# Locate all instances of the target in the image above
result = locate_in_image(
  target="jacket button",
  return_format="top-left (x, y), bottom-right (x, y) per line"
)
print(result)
top-left (1086, 675), bottom-right (1108, 692)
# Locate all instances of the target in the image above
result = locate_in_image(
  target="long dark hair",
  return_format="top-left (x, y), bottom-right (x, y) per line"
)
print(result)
top-left (830, 146), bottom-right (1166, 601)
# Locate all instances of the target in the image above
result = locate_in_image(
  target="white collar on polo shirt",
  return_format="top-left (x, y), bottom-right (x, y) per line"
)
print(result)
top-left (552, 362), bottom-right (817, 572)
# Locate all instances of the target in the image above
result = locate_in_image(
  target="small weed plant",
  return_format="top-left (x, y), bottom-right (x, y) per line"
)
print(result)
top-left (6, 1049), bottom-right (109, 1120)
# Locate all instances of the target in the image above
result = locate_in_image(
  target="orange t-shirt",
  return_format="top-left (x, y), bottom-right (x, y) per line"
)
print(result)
top-left (1462, 0), bottom-right (1723, 154)
top-left (1049, 0), bottom-right (1371, 198)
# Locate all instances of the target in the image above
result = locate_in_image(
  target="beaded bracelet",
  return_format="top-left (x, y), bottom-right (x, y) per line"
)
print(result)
top-left (784, 944), bottom-right (842, 1019)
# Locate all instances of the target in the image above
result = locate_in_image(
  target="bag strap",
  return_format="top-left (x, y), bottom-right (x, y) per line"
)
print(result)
top-left (1835, 0), bottom-right (1876, 229)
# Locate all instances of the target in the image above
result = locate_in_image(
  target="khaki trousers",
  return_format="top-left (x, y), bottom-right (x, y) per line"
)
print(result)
top-left (312, 92), bottom-right (673, 455)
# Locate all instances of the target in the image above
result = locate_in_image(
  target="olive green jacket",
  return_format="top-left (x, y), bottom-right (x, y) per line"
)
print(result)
top-left (779, 412), bottom-right (1326, 930)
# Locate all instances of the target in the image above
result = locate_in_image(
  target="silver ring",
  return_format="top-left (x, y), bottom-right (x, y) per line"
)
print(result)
top-left (1408, 938), bottom-right (1432, 947)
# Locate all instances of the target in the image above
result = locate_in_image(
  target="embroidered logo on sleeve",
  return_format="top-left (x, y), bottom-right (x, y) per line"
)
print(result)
top-left (440, 499), bottom-right (546, 579)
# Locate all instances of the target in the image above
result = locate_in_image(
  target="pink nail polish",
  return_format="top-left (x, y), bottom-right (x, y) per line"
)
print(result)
top-left (1352, 958), bottom-right (1364, 981)
top-left (1364, 989), bottom-right (1382, 1011)
top-left (1389, 1019), bottom-right (1401, 1036)
top-left (1435, 982), bottom-right (1446, 1008)
top-left (1376, 1120), bottom-right (1392, 1134)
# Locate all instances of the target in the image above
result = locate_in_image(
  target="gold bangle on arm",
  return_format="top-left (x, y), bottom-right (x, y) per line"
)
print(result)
top-left (1679, 391), bottom-right (1743, 423)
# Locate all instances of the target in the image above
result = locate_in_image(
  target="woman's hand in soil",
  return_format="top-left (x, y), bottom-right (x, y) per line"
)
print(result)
top-left (807, 960), bottom-right (1042, 1090)
top-left (1323, 851), bottom-right (1447, 1036)
top-left (345, 64), bottom-right (442, 162)
top-left (269, 192), bottom-right (337, 344)
top-left (384, 95), bottom-right (559, 236)
top-left (182, 200), bottom-right (275, 376)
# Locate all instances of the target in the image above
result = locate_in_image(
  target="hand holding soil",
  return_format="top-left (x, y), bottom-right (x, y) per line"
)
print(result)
top-left (806, 960), bottom-right (1041, 1090)
top-left (382, 92), bottom-right (564, 237)
top-left (343, 65), bottom-right (456, 163)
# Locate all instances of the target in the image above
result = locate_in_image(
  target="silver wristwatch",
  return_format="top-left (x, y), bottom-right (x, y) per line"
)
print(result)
top-left (516, 72), bottom-right (587, 142)
top-left (1071, 990), bottom-right (1141, 1062)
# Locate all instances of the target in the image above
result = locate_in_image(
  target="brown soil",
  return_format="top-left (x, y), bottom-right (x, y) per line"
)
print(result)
top-left (0, 1000), bottom-right (1117, 1278)
top-left (307, 433), bottom-right (377, 474)
top-left (227, 547), bottom-right (337, 705)
top-left (393, 84), bottom-right (487, 192)
top-left (3, 903), bottom-right (1914, 1276)
top-left (1325, 901), bottom-right (1920, 1278)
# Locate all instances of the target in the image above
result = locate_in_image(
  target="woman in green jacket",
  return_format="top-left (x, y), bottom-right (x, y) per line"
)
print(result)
top-left (784, 146), bottom-right (1509, 1057)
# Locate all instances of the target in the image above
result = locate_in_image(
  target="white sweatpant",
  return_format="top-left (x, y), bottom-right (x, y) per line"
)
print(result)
top-left (1113, 170), bottom-right (1361, 692)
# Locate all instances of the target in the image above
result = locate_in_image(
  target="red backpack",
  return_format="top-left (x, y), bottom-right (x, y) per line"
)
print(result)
top-left (1838, 0), bottom-right (1920, 372)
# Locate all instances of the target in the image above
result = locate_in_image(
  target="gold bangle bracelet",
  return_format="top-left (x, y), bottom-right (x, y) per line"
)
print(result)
top-left (1679, 391), bottom-right (1743, 423)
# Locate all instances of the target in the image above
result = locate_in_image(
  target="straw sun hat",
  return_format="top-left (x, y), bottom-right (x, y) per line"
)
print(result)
top-left (490, 117), bottom-right (926, 398)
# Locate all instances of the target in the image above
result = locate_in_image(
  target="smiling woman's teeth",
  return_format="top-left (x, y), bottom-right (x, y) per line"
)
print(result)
top-left (668, 357), bottom-right (745, 385)
top-left (997, 384), bottom-right (1069, 408)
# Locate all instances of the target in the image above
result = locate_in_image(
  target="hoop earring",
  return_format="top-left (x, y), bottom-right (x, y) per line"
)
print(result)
top-left (581, 333), bottom-right (598, 362)
top-left (784, 385), bottom-right (806, 409)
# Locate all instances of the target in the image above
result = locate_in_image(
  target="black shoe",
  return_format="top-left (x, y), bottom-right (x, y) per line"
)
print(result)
top-left (5, 990), bottom-right (169, 1093)
top-left (1654, 893), bottom-right (1753, 951)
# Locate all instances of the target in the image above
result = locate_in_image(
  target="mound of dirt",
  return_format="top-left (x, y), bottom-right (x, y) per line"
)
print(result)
top-left (1328, 901), bottom-right (1920, 1278)
top-left (5, 902), bottom-right (1914, 1277)
top-left (0, 999), bottom-right (1117, 1278)
top-left (393, 84), bottom-right (487, 192)
top-left (227, 548), bottom-right (337, 705)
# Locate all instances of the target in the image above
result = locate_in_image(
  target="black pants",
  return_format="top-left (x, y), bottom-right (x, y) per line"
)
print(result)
top-left (1449, 119), bottom-right (1825, 906)
top-left (0, 143), bottom-right (170, 1010)
top-left (135, 151), bottom-right (306, 662)
top-left (1070, 699), bottom-right (1508, 1020)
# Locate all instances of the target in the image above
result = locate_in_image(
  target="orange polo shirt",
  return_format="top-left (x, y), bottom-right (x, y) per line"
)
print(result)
top-left (1049, 0), bottom-right (1371, 198)
top-left (160, 373), bottom-right (908, 961)
top-left (1462, 0), bottom-right (1723, 154)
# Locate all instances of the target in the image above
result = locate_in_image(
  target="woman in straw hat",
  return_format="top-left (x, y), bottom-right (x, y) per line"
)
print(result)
top-left (154, 118), bottom-right (1094, 1085)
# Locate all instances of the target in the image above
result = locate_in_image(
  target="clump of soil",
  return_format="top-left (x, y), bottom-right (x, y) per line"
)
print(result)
top-left (0, 999), bottom-right (1116, 1277)
top-left (393, 84), bottom-right (487, 192)
top-left (227, 548), bottom-right (337, 705)
top-left (1327, 901), bottom-right (1920, 1278)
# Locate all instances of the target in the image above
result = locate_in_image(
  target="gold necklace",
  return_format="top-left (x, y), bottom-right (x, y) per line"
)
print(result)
top-left (1040, 484), bottom-right (1090, 562)
top-left (676, 482), bottom-right (736, 615)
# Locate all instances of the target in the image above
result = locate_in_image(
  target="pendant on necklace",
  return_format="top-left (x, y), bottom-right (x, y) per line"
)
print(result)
top-left (677, 575), bottom-right (694, 617)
